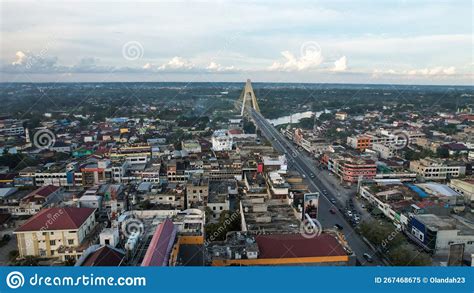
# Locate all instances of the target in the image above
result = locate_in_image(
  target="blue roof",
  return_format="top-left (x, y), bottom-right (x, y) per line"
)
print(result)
top-left (406, 184), bottom-right (428, 198)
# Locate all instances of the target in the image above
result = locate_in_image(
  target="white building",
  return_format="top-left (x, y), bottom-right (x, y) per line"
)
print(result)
top-left (409, 158), bottom-right (466, 180)
top-left (211, 129), bottom-right (233, 151)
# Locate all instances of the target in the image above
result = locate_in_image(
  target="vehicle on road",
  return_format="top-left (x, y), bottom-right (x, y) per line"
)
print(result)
top-left (363, 253), bottom-right (373, 263)
top-left (330, 198), bottom-right (336, 204)
top-left (329, 208), bottom-right (336, 214)
top-left (310, 173), bottom-right (315, 178)
top-left (302, 174), bottom-right (306, 179)
top-left (347, 211), bottom-right (353, 217)
top-left (334, 224), bottom-right (343, 230)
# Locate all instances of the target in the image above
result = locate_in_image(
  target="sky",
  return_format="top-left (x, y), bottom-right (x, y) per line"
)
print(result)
top-left (0, 0), bottom-right (473, 85)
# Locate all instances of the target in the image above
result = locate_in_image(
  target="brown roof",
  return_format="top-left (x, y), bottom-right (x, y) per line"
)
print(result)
top-left (255, 233), bottom-right (347, 259)
top-left (30, 185), bottom-right (60, 197)
top-left (82, 246), bottom-right (125, 266)
top-left (15, 207), bottom-right (95, 232)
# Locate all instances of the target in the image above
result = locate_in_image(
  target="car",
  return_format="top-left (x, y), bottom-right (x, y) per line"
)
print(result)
top-left (354, 215), bottom-right (360, 222)
top-left (363, 253), bottom-right (373, 263)
top-left (310, 173), bottom-right (315, 178)
top-left (330, 198), bottom-right (336, 204)
top-left (329, 208), bottom-right (336, 214)
top-left (347, 211), bottom-right (353, 217)
top-left (302, 174), bottom-right (306, 179)
top-left (334, 224), bottom-right (343, 230)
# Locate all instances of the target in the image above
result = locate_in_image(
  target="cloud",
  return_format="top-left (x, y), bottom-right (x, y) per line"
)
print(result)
top-left (332, 56), bottom-right (347, 72)
top-left (158, 57), bottom-right (195, 71)
top-left (372, 66), bottom-right (457, 78)
top-left (268, 47), bottom-right (323, 71)
top-left (206, 62), bottom-right (236, 72)
top-left (406, 66), bottom-right (456, 76)
top-left (7, 51), bottom-right (62, 73)
top-left (12, 51), bottom-right (27, 65)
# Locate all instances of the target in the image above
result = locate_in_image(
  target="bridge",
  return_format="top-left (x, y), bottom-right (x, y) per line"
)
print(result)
top-left (240, 79), bottom-right (260, 116)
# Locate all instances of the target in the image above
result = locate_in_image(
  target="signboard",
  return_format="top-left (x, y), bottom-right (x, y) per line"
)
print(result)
top-left (303, 193), bottom-right (319, 220)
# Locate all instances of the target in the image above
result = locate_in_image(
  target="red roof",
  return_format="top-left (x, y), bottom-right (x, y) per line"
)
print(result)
top-left (32, 185), bottom-right (60, 197)
top-left (82, 246), bottom-right (124, 266)
top-left (141, 218), bottom-right (176, 266)
top-left (228, 129), bottom-right (242, 135)
top-left (15, 207), bottom-right (95, 232)
top-left (255, 233), bottom-right (346, 258)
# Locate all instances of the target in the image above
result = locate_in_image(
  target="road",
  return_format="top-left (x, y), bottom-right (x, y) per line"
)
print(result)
top-left (249, 108), bottom-right (383, 266)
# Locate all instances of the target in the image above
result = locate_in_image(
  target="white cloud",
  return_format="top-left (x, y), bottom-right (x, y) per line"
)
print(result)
top-left (372, 66), bottom-right (457, 78)
top-left (158, 57), bottom-right (195, 71)
top-left (332, 56), bottom-right (347, 72)
top-left (268, 48), bottom-right (323, 72)
top-left (12, 51), bottom-right (27, 65)
top-left (407, 66), bottom-right (456, 76)
top-left (206, 62), bottom-right (236, 72)
top-left (142, 63), bottom-right (152, 70)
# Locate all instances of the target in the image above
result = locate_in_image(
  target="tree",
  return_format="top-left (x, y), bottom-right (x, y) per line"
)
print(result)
top-left (388, 246), bottom-right (431, 266)
top-left (205, 210), bottom-right (241, 242)
top-left (243, 119), bottom-right (256, 134)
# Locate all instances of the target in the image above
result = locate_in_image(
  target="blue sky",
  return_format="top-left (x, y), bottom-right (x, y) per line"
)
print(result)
top-left (0, 0), bottom-right (472, 84)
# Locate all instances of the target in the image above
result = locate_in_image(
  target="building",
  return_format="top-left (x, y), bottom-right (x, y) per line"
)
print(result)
top-left (406, 214), bottom-right (474, 255)
top-left (211, 129), bottom-right (233, 151)
top-left (409, 158), bottom-right (466, 180)
top-left (322, 152), bottom-right (377, 184)
top-left (14, 207), bottom-right (97, 261)
top-left (181, 140), bottom-right (202, 154)
top-left (335, 111), bottom-right (348, 121)
top-left (372, 143), bottom-right (397, 159)
top-left (209, 231), bottom-right (355, 266)
top-left (449, 179), bottom-right (474, 210)
top-left (347, 135), bottom-right (372, 151)
top-left (141, 218), bottom-right (177, 266)
top-left (185, 175), bottom-right (209, 208)
top-left (76, 245), bottom-right (125, 266)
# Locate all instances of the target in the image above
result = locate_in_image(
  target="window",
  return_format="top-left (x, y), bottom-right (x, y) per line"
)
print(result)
top-left (68, 239), bottom-right (74, 245)
top-left (50, 240), bottom-right (56, 246)
top-left (50, 250), bottom-right (55, 256)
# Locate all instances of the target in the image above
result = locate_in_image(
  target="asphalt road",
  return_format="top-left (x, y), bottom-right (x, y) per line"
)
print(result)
top-left (249, 109), bottom-right (383, 266)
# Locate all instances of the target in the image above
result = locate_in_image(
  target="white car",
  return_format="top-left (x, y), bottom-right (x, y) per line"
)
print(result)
top-left (347, 211), bottom-right (353, 217)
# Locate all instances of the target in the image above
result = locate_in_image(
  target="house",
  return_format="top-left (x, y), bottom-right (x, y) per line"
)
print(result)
top-left (14, 207), bottom-right (97, 261)
top-left (76, 245), bottom-right (125, 266)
